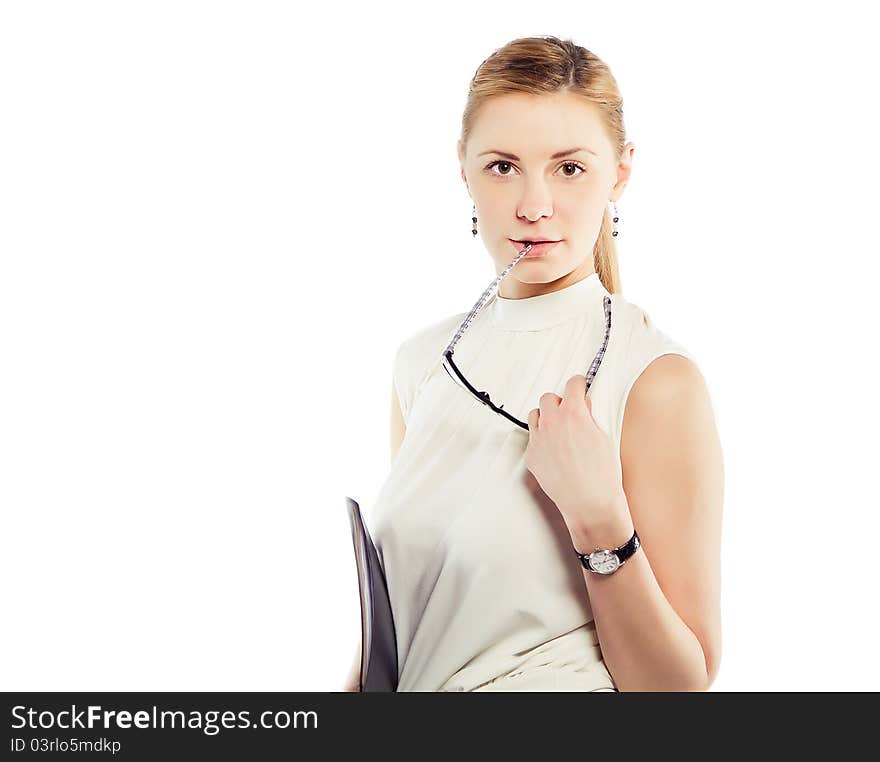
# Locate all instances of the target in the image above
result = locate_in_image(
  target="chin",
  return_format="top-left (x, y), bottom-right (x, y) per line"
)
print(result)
top-left (508, 268), bottom-right (564, 285)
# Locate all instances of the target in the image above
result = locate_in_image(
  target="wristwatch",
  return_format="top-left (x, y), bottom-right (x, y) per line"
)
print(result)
top-left (574, 529), bottom-right (640, 575)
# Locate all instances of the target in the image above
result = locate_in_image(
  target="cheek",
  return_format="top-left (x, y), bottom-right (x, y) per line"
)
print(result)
top-left (564, 190), bottom-right (604, 215)
top-left (567, 201), bottom-right (608, 239)
top-left (480, 196), bottom-right (512, 220)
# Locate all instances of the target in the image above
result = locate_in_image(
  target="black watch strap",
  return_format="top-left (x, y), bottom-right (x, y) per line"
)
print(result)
top-left (615, 530), bottom-right (640, 562)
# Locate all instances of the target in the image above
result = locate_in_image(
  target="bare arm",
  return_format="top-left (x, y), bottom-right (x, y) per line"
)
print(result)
top-left (569, 354), bottom-right (724, 691)
top-left (342, 379), bottom-right (407, 691)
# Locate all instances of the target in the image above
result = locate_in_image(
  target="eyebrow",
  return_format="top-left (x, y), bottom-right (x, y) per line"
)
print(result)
top-left (477, 147), bottom-right (598, 160)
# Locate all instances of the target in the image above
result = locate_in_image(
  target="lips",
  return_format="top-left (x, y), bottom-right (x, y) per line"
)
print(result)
top-left (510, 239), bottom-right (562, 257)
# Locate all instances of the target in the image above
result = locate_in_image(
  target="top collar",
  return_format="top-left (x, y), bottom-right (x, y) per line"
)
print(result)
top-left (490, 272), bottom-right (608, 331)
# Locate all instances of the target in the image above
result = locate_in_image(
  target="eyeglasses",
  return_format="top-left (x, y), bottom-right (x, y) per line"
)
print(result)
top-left (441, 242), bottom-right (613, 431)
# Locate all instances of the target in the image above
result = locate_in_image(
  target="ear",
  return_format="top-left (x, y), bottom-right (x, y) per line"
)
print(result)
top-left (612, 142), bottom-right (636, 198)
top-left (457, 145), bottom-right (470, 192)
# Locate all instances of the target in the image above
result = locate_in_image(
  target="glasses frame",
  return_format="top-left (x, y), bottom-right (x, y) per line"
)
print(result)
top-left (440, 243), bottom-right (613, 431)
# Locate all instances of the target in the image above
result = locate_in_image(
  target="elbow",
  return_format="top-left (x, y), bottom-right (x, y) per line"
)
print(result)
top-left (702, 639), bottom-right (722, 691)
top-left (673, 662), bottom-right (716, 692)
top-left (687, 669), bottom-right (712, 693)
top-left (691, 649), bottom-right (721, 692)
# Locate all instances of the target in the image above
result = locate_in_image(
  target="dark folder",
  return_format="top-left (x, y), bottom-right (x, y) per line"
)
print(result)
top-left (345, 496), bottom-right (398, 692)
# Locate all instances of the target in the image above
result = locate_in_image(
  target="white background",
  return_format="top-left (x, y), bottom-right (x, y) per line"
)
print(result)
top-left (2, 1), bottom-right (878, 692)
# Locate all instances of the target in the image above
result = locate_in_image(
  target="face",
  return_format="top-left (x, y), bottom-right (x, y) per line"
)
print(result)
top-left (458, 91), bottom-right (635, 298)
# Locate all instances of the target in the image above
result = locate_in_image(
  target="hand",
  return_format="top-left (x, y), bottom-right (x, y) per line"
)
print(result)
top-left (524, 374), bottom-right (625, 533)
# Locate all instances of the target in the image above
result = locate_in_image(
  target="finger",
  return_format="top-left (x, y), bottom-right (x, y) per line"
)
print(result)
top-left (562, 374), bottom-right (588, 409)
top-left (539, 392), bottom-right (561, 417)
top-left (528, 407), bottom-right (540, 431)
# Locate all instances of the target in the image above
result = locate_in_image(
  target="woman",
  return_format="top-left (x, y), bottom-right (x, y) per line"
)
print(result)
top-left (345, 35), bottom-right (723, 692)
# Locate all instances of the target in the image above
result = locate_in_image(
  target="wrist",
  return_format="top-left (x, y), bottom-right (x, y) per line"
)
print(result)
top-left (568, 492), bottom-right (634, 553)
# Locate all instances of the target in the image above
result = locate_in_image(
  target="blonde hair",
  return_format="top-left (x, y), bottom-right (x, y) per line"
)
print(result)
top-left (458, 36), bottom-right (627, 294)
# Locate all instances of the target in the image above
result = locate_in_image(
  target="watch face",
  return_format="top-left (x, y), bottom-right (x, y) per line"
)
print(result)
top-left (589, 550), bottom-right (620, 574)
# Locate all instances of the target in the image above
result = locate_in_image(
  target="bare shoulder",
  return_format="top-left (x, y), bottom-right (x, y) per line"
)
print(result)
top-left (620, 351), bottom-right (722, 491)
top-left (624, 353), bottom-right (713, 422)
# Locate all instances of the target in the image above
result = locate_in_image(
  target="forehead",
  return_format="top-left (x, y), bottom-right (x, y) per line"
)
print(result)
top-left (469, 92), bottom-right (611, 158)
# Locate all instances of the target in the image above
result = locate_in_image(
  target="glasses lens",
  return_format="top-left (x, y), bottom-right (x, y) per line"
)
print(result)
top-left (444, 354), bottom-right (499, 409)
top-left (443, 356), bottom-right (468, 391)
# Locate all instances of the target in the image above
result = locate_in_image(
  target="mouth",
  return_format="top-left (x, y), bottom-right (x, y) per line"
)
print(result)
top-left (509, 239), bottom-right (562, 257)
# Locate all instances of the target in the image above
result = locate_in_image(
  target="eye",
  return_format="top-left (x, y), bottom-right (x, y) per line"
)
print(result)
top-left (559, 161), bottom-right (587, 177)
top-left (484, 160), bottom-right (587, 178)
top-left (485, 160), bottom-right (515, 176)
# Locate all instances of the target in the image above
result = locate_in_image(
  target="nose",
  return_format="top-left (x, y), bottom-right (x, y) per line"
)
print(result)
top-left (516, 183), bottom-right (553, 222)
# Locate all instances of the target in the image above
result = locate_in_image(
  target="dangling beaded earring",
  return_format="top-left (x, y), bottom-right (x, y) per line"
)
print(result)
top-left (472, 203), bottom-right (478, 237)
top-left (610, 201), bottom-right (619, 237)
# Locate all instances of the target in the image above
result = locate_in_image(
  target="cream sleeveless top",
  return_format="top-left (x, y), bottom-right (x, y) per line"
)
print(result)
top-left (368, 272), bottom-right (698, 691)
